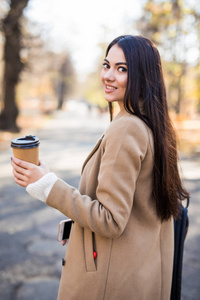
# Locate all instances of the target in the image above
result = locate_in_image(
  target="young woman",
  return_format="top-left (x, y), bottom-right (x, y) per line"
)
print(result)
top-left (11, 35), bottom-right (189, 300)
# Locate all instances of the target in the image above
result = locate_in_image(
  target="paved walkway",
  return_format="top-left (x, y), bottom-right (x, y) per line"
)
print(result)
top-left (0, 108), bottom-right (199, 299)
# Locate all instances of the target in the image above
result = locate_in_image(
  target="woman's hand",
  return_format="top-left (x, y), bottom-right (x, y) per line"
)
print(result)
top-left (11, 156), bottom-right (50, 187)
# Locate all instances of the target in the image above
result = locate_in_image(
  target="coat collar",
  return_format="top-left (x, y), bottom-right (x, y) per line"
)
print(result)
top-left (81, 134), bottom-right (104, 174)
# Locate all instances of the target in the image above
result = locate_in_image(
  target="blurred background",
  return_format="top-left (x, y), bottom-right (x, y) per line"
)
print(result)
top-left (0, 0), bottom-right (200, 299)
top-left (0, 0), bottom-right (200, 154)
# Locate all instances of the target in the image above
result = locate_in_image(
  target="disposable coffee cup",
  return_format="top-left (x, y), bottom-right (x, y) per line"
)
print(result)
top-left (11, 135), bottom-right (40, 165)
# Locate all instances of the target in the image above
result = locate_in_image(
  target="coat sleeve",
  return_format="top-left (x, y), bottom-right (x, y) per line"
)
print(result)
top-left (46, 117), bottom-right (149, 238)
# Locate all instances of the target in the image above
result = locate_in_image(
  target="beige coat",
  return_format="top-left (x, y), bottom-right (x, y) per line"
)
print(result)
top-left (46, 108), bottom-right (174, 300)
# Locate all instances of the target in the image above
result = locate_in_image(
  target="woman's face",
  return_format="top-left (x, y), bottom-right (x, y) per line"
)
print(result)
top-left (100, 44), bottom-right (128, 110)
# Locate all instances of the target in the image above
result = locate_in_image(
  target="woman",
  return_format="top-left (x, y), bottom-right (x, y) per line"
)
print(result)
top-left (11, 35), bottom-right (189, 300)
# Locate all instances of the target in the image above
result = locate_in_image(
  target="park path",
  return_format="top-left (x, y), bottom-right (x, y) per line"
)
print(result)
top-left (0, 107), bottom-right (200, 300)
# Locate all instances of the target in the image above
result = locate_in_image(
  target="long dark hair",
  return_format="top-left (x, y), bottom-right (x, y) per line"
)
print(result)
top-left (106, 35), bottom-right (189, 221)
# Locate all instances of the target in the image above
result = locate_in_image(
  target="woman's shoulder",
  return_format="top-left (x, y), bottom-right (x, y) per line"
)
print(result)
top-left (102, 110), bottom-right (153, 159)
top-left (106, 110), bottom-right (151, 141)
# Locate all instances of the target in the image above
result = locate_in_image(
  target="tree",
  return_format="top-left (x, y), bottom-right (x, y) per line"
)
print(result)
top-left (57, 54), bottom-right (75, 110)
top-left (0, 0), bottom-right (29, 132)
top-left (137, 0), bottom-right (200, 115)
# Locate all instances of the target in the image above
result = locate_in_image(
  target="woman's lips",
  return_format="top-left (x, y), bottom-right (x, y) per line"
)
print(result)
top-left (105, 85), bottom-right (117, 92)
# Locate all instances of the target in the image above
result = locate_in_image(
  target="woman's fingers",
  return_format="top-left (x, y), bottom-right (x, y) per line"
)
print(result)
top-left (12, 168), bottom-right (26, 181)
top-left (13, 174), bottom-right (27, 187)
top-left (11, 159), bottom-right (28, 176)
top-left (11, 156), bottom-right (33, 170)
top-left (11, 156), bottom-right (50, 187)
top-left (12, 162), bottom-right (31, 187)
top-left (12, 167), bottom-right (30, 185)
top-left (11, 157), bottom-right (36, 186)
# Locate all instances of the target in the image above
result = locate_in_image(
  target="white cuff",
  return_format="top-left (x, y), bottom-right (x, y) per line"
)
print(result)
top-left (26, 172), bottom-right (58, 202)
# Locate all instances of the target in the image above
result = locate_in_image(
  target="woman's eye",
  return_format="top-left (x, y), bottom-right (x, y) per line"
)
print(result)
top-left (103, 63), bottom-right (109, 69)
top-left (118, 66), bottom-right (127, 72)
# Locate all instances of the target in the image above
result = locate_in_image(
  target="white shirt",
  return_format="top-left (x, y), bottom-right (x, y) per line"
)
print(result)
top-left (26, 172), bottom-right (58, 202)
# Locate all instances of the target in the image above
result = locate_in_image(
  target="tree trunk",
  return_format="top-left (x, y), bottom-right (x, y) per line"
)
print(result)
top-left (0, 0), bottom-right (29, 132)
top-left (57, 57), bottom-right (74, 110)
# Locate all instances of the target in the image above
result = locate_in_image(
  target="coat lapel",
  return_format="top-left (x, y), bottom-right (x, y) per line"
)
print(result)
top-left (81, 134), bottom-right (104, 174)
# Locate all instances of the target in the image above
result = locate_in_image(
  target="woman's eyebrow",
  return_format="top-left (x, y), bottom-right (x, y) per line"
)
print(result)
top-left (104, 58), bottom-right (109, 64)
top-left (116, 62), bottom-right (127, 66)
top-left (104, 58), bottom-right (127, 66)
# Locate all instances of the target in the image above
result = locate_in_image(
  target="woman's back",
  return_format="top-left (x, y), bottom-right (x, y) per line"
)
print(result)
top-left (47, 110), bottom-right (174, 300)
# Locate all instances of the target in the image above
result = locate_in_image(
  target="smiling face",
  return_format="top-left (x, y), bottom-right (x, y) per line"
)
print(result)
top-left (100, 44), bottom-right (128, 110)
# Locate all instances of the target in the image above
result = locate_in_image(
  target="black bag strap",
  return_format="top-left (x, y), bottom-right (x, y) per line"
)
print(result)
top-left (170, 197), bottom-right (190, 300)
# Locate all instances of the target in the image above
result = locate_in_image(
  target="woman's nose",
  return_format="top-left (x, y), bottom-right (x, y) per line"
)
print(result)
top-left (104, 68), bottom-right (115, 81)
